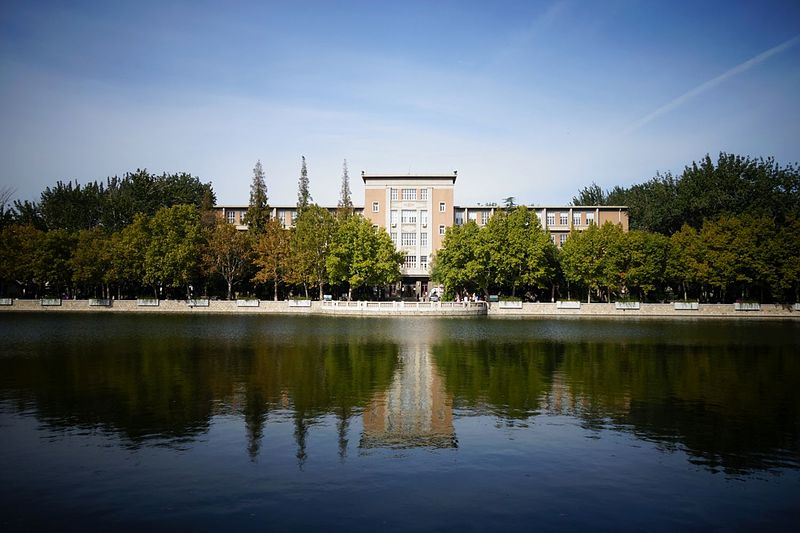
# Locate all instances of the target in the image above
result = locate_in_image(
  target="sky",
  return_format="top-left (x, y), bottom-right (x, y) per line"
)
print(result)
top-left (1, 0), bottom-right (799, 207)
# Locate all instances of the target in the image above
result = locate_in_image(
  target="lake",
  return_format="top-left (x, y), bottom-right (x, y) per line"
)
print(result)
top-left (1, 313), bottom-right (798, 531)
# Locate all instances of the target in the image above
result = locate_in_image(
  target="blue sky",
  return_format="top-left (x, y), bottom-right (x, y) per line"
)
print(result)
top-left (1, 0), bottom-right (799, 207)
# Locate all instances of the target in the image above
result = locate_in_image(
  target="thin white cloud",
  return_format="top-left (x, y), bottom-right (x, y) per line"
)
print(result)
top-left (623, 34), bottom-right (800, 136)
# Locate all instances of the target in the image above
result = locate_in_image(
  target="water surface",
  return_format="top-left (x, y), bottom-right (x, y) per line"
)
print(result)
top-left (1, 314), bottom-right (798, 531)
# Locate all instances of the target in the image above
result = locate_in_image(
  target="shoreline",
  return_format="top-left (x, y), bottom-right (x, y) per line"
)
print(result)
top-left (1, 299), bottom-right (799, 319)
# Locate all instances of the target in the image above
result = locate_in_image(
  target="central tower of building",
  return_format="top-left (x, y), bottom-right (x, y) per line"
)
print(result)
top-left (361, 172), bottom-right (456, 298)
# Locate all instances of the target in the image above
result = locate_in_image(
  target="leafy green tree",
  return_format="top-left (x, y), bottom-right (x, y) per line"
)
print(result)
top-left (204, 219), bottom-right (253, 300)
top-left (242, 160), bottom-right (270, 234)
top-left (253, 218), bottom-right (291, 301)
top-left (0, 224), bottom-right (42, 296)
top-left (297, 156), bottom-right (312, 212)
top-left (108, 214), bottom-right (150, 298)
top-left (39, 180), bottom-right (105, 232)
top-left (327, 215), bottom-right (402, 300)
top-left (483, 206), bottom-right (557, 297)
top-left (770, 217), bottom-right (800, 302)
top-left (666, 225), bottom-right (706, 300)
top-left (288, 204), bottom-right (334, 299)
top-left (32, 229), bottom-right (77, 297)
top-left (571, 182), bottom-right (607, 206)
top-left (70, 228), bottom-right (112, 298)
top-left (560, 222), bottom-right (623, 302)
top-left (431, 221), bottom-right (483, 298)
top-left (145, 205), bottom-right (204, 299)
top-left (623, 230), bottom-right (668, 300)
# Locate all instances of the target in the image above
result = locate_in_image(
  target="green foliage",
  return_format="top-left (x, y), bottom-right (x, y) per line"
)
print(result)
top-left (253, 218), bottom-right (291, 300)
top-left (289, 204), bottom-right (334, 298)
top-left (327, 215), bottom-right (402, 299)
top-left (297, 156), bottom-right (312, 212)
top-left (70, 228), bottom-right (112, 296)
top-left (574, 153), bottom-right (800, 234)
top-left (0, 224), bottom-right (42, 293)
top-left (431, 221), bottom-right (483, 297)
top-left (204, 219), bottom-right (253, 299)
top-left (338, 159), bottom-right (353, 213)
top-left (144, 205), bottom-right (204, 297)
top-left (242, 160), bottom-right (270, 234)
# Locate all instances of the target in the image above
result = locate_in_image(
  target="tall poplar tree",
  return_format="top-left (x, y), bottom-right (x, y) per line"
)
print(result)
top-left (297, 156), bottom-right (312, 212)
top-left (243, 160), bottom-right (270, 234)
top-left (338, 159), bottom-right (353, 213)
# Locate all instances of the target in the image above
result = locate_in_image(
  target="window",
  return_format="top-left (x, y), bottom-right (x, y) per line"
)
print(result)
top-left (587, 212), bottom-right (595, 225)
top-left (455, 212), bottom-right (464, 225)
top-left (546, 213), bottom-right (555, 226)
top-left (404, 255), bottom-right (417, 269)
top-left (401, 210), bottom-right (416, 224)
top-left (420, 255), bottom-right (428, 270)
top-left (551, 235), bottom-right (557, 244)
top-left (401, 232), bottom-right (416, 246)
top-left (439, 225), bottom-right (446, 236)
top-left (420, 210), bottom-right (428, 226)
top-left (439, 202), bottom-right (446, 212)
top-left (420, 188), bottom-right (428, 201)
top-left (481, 211), bottom-right (489, 225)
top-left (226, 211), bottom-right (235, 224)
top-left (573, 213), bottom-right (581, 226)
top-left (560, 234), bottom-right (568, 245)
top-left (560, 213), bottom-right (568, 226)
top-left (420, 232), bottom-right (428, 247)
top-left (372, 201), bottom-right (379, 213)
top-left (468, 211), bottom-right (477, 222)
top-left (291, 211), bottom-right (298, 224)
top-left (402, 188), bottom-right (417, 201)
top-left (391, 232), bottom-right (397, 244)
top-left (390, 210), bottom-right (398, 225)
top-left (390, 188), bottom-right (398, 201)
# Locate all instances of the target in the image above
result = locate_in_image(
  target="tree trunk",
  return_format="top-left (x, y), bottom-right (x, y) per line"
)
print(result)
top-left (274, 279), bottom-right (279, 301)
top-left (348, 286), bottom-right (352, 301)
top-left (587, 289), bottom-right (591, 304)
top-left (318, 282), bottom-right (323, 301)
top-left (227, 279), bottom-right (233, 300)
top-left (303, 283), bottom-right (308, 298)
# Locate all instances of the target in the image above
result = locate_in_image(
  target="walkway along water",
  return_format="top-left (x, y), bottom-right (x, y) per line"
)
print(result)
top-left (2, 298), bottom-right (799, 318)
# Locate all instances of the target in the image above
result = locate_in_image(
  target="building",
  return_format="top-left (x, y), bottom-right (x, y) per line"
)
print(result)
top-left (214, 171), bottom-right (628, 296)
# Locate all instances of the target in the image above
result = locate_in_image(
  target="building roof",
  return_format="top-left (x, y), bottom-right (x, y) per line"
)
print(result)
top-left (361, 171), bottom-right (458, 184)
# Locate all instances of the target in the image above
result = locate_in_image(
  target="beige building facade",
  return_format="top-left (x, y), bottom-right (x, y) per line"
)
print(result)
top-left (215, 170), bottom-right (629, 295)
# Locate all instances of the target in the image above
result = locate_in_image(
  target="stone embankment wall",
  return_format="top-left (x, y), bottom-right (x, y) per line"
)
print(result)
top-left (1, 299), bottom-right (798, 318)
top-left (487, 302), bottom-right (800, 318)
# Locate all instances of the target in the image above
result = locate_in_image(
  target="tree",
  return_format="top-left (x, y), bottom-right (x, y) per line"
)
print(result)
top-left (571, 182), bottom-right (607, 206)
top-left (0, 186), bottom-right (14, 229)
top-left (32, 229), bottom-right (76, 297)
top-left (297, 156), bottom-right (312, 212)
top-left (205, 219), bottom-right (252, 300)
top-left (242, 160), bottom-right (270, 234)
top-left (0, 224), bottom-right (42, 296)
top-left (483, 206), bottom-right (557, 297)
top-left (253, 218), bottom-right (291, 301)
top-left (288, 204), bottom-right (334, 299)
top-left (70, 228), bottom-right (113, 298)
top-left (622, 231), bottom-right (668, 300)
top-left (431, 221), bottom-right (483, 298)
top-left (337, 159), bottom-right (353, 215)
top-left (560, 222), bottom-right (623, 302)
top-left (145, 205), bottom-right (204, 299)
top-left (39, 180), bottom-right (105, 232)
top-left (326, 215), bottom-right (402, 300)
top-left (108, 214), bottom-right (150, 298)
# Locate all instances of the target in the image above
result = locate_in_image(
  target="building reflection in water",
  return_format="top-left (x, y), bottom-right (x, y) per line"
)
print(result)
top-left (361, 344), bottom-right (457, 449)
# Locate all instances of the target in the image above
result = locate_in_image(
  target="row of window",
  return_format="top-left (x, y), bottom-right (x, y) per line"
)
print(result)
top-left (545, 212), bottom-right (595, 226)
top-left (390, 188), bottom-right (430, 201)
top-left (402, 255), bottom-right (428, 269)
top-left (374, 200), bottom-right (447, 213)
